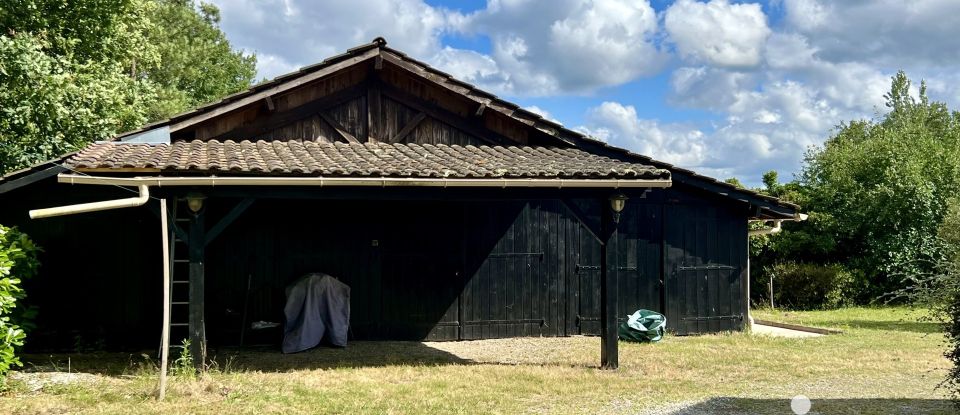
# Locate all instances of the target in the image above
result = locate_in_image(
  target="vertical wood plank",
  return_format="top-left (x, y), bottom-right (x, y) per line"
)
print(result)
top-left (367, 82), bottom-right (382, 141)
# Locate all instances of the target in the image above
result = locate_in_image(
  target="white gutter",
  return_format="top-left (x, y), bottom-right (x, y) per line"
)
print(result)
top-left (29, 173), bottom-right (671, 219)
top-left (54, 173), bottom-right (672, 189)
top-left (30, 185), bottom-right (149, 219)
top-left (748, 220), bottom-right (783, 236)
top-left (748, 213), bottom-right (807, 236)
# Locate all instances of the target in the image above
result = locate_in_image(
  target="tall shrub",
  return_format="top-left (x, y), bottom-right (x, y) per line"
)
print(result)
top-left (0, 226), bottom-right (40, 385)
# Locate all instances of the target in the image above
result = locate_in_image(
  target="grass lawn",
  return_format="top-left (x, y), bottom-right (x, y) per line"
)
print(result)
top-left (0, 307), bottom-right (953, 414)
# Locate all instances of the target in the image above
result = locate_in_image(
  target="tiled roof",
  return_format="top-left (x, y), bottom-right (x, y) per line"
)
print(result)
top-left (67, 140), bottom-right (671, 180)
top-left (107, 38), bottom-right (797, 214)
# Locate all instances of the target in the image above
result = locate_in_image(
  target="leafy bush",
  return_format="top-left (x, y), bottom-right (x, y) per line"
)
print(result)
top-left (0, 225), bottom-right (40, 386)
top-left (798, 72), bottom-right (960, 299)
top-left (906, 197), bottom-right (960, 403)
top-left (764, 262), bottom-right (860, 310)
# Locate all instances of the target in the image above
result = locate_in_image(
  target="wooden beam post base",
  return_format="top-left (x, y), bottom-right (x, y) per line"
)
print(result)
top-left (600, 197), bottom-right (619, 370)
top-left (188, 205), bottom-right (207, 370)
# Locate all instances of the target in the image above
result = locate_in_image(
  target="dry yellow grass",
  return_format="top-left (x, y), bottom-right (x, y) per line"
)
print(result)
top-left (0, 307), bottom-right (953, 414)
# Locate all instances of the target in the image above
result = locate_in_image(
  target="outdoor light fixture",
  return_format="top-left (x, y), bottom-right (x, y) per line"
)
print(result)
top-left (186, 192), bottom-right (206, 213)
top-left (609, 192), bottom-right (628, 223)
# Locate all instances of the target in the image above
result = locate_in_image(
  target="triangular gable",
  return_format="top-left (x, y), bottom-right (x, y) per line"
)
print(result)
top-left (37, 38), bottom-right (796, 218)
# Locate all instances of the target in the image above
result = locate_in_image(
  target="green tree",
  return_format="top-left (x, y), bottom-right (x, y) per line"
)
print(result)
top-left (754, 71), bottom-right (960, 305)
top-left (724, 177), bottom-right (745, 189)
top-left (0, 34), bottom-right (153, 173)
top-left (802, 71), bottom-right (960, 297)
top-left (0, 0), bottom-right (256, 175)
top-left (143, 0), bottom-right (257, 120)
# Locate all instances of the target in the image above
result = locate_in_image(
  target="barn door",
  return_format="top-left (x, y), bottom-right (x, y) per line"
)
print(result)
top-left (379, 201), bottom-right (463, 340)
top-left (461, 201), bottom-right (564, 340)
top-left (664, 204), bottom-right (747, 335)
top-left (575, 203), bottom-right (663, 335)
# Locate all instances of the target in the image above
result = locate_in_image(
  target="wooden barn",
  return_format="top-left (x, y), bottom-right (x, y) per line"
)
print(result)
top-left (0, 38), bottom-right (799, 369)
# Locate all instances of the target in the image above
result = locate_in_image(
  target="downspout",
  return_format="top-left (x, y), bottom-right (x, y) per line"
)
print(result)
top-left (748, 213), bottom-right (808, 236)
top-left (29, 185), bottom-right (150, 219)
top-left (748, 219), bottom-right (783, 236)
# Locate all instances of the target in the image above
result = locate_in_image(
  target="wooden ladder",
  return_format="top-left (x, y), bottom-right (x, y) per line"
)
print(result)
top-left (167, 198), bottom-right (191, 346)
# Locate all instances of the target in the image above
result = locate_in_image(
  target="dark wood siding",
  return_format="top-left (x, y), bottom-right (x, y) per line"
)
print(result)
top-left (0, 181), bottom-right (161, 351)
top-left (2, 183), bottom-right (750, 351)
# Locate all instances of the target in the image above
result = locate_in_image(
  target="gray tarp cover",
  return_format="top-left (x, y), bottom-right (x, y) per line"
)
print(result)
top-left (282, 273), bottom-right (350, 353)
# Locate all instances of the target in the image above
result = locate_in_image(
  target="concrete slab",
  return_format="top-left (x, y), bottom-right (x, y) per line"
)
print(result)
top-left (752, 323), bottom-right (824, 338)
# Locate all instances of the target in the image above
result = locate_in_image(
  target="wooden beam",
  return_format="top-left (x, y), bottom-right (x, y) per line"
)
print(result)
top-left (374, 55), bottom-right (383, 70)
top-left (169, 48), bottom-right (380, 132)
top-left (205, 198), bottom-right (254, 247)
top-left (0, 165), bottom-right (66, 194)
top-left (188, 207), bottom-right (207, 370)
top-left (388, 112), bottom-right (426, 144)
top-left (600, 200), bottom-right (619, 370)
top-left (379, 83), bottom-right (511, 146)
top-left (318, 111), bottom-right (360, 144)
top-left (168, 186), bottom-right (631, 202)
top-left (265, 96), bottom-right (275, 111)
top-left (560, 199), bottom-right (603, 245)
top-left (367, 81), bottom-right (382, 141)
top-left (474, 103), bottom-right (486, 117)
top-left (210, 84), bottom-right (365, 140)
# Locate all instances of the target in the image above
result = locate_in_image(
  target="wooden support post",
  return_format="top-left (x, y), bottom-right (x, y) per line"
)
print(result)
top-left (600, 198), bottom-right (619, 370)
top-left (188, 204), bottom-right (207, 370)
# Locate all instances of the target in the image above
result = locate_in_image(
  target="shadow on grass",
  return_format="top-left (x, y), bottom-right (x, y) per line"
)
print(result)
top-left (19, 341), bottom-right (475, 377)
top-left (658, 397), bottom-right (954, 415)
top-left (841, 320), bottom-right (942, 334)
top-left (217, 341), bottom-right (474, 372)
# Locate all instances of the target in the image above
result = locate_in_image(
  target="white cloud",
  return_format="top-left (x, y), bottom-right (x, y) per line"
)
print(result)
top-left (522, 106), bottom-right (559, 123)
top-left (211, 0), bottom-right (448, 79)
top-left (668, 66), bottom-right (756, 112)
top-left (254, 53), bottom-right (300, 80)
top-left (429, 47), bottom-right (510, 92)
top-left (206, 0), bottom-right (960, 186)
top-left (214, 0), bottom-right (667, 96)
top-left (579, 102), bottom-right (707, 167)
top-left (582, 79), bottom-right (838, 181)
top-left (781, 0), bottom-right (960, 68)
top-left (782, 0), bottom-right (829, 31)
top-left (450, 0), bottom-right (666, 95)
top-left (664, 0), bottom-right (771, 68)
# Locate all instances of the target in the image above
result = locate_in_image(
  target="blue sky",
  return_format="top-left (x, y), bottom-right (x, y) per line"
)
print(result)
top-left (209, 0), bottom-right (960, 187)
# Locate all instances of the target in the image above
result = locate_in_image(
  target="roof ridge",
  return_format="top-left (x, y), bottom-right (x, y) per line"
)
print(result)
top-left (104, 38), bottom-right (796, 212)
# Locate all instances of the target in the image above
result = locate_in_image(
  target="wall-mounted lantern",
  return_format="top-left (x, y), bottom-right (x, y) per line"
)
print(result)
top-left (609, 192), bottom-right (628, 224)
top-left (186, 192), bottom-right (206, 213)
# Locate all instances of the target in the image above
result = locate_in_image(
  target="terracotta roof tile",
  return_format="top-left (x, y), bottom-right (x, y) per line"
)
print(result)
top-left (67, 140), bottom-right (671, 181)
